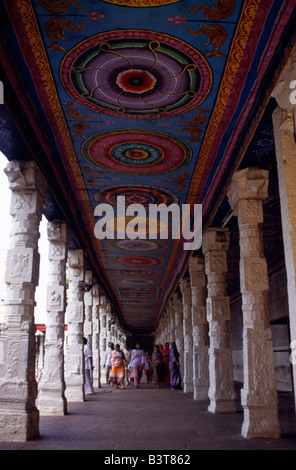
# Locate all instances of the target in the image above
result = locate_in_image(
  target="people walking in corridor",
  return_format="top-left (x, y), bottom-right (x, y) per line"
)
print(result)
top-left (129, 343), bottom-right (145, 388)
top-left (151, 344), bottom-right (164, 388)
top-left (109, 344), bottom-right (126, 389)
top-left (144, 351), bottom-right (152, 383)
top-left (161, 342), bottom-right (171, 387)
top-left (103, 342), bottom-right (114, 384)
top-left (123, 342), bottom-right (132, 385)
top-left (83, 337), bottom-right (94, 395)
top-left (169, 341), bottom-right (182, 390)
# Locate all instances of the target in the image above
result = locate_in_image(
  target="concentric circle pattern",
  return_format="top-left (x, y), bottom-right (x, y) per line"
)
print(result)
top-left (116, 256), bottom-right (161, 266)
top-left (82, 129), bottom-right (191, 174)
top-left (94, 185), bottom-right (179, 206)
top-left (61, 30), bottom-right (212, 119)
top-left (107, 239), bottom-right (168, 252)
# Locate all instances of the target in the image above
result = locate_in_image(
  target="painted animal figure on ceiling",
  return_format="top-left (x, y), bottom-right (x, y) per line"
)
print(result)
top-left (45, 17), bottom-right (84, 52)
top-left (175, 108), bottom-right (210, 142)
top-left (38, 0), bottom-right (82, 14)
top-left (187, 24), bottom-right (227, 57)
top-left (190, 0), bottom-right (236, 20)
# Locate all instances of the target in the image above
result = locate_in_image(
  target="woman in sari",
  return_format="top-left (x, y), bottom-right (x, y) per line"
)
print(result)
top-left (129, 343), bottom-right (145, 388)
top-left (151, 344), bottom-right (164, 388)
top-left (109, 344), bottom-right (126, 389)
top-left (169, 341), bottom-right (182, 390)
top-left (161, 342), bottom-right (170, 387)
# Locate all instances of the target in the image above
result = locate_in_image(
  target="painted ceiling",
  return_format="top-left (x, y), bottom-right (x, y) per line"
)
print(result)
top-left (0, 0), bottom-right (295, 333)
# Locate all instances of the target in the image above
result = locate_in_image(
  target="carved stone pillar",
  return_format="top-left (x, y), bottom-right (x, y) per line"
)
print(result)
top-left (37, 220), bottom-right (69, 416)
top-left (228, 168), bottom-right (280, 438)
top-left (189, 255), bottom-right (209, 401)
top-left (203, 228), bottom-right (236, 413)
top-left (272, 54), bottom-right (296, 410)
top-left (92, 284), bottom-right (101, 389)
top-left (172, 291), bottom-right (184, 383)
top-left (168, 299), bottom-right (175, 343)
top-left (99, 292), bottom-right (107, 384)
top-left (106, 300), bottom-right (112, 343)
top-left (180, 278), bottom-right (193, 393)
top-left (0, 160), bottom-right (46, 441)
top-left (65, 249), bottom-right (85, 402)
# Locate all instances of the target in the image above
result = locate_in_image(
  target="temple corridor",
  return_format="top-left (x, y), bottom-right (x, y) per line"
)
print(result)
top-left (1, 0), bottom-right (296, 451)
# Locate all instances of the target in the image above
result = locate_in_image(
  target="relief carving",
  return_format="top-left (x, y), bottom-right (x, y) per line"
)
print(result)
top-left (6, 250), bottom-right (33, 282)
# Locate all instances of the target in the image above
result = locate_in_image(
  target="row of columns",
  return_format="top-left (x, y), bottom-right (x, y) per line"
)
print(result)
top-left (155, 51), bottom-right (296, 439)
top-left (155, 166), bottom-right (281, 439)
top-left (0, 160), bottom-right (128, 441)
top-left (0, 51), bottom-right (296, 442)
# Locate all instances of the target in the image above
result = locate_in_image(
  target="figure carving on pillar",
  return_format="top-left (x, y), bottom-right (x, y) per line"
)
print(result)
top-left (189, 255), bottom-right (209, 401)
top-left (38, 220), bottom-right (70, 416)
top-left (0, 160), bottom-right (47, 441)
top-left (202, 228), bottom-right (236, 414)
top-left (272, 52), bottom-right (296, 415)
top-left (228, 167), bottom-right (281, 439)
top-left (64, 249), bottom-right (85, 402)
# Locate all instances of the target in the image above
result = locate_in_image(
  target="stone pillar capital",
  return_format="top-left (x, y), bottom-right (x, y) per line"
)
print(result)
top-left (227, 167), bottom-right (269, 213)
top-left (202, 227), bottom-right (229, 254)
top-left (228, 168), bottom-right (269, 227)
top-left (47, 220), bottom-right (70, 243)
top-left (188, 254), bottom-right (205, 273)
top-left (4, 160), bottom-right (47, 195)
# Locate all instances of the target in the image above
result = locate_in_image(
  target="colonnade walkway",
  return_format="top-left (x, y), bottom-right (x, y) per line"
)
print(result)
top-left (1, 383), bottom-right (296, 451)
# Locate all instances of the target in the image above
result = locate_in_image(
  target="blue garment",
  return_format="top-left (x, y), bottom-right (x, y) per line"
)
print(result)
top-left (169, 342), bottom-right (181, 389)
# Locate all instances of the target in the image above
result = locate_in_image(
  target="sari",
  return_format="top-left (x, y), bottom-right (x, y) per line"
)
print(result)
top-left (151, 349), bottom-right (164, 386)
top-left (109, 350), bottom-right (125, 386)
top-left (169, 342), bottom-right (181, 389)
top-left (161, 343), bottom-right (170, 387)
top-left (129, 348), bottom-right (145, 387)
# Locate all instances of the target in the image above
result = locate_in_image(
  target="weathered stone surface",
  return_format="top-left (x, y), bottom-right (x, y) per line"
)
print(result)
top-left (0, 160), bottom-right (46, 441)
top-left (228, 168), bottom-right (281, 438)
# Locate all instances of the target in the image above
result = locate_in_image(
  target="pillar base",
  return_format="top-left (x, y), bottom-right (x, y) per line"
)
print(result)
top-left (0, 407), bottom-right (39, 442)
top-left (241, 388), bottom-right (281, 438)
top-left (194, 385), bottom-right (209, 401)
top-left (38, 393), bottom-right (67, 416)
top-left (241, 407), bottom-right (281, 439)
top-left (208, 399), bottom-right (236, 414)
top-left (183, 384), bottom-right (194, 393)
top-left (65, 386), bottom-right (84, 402)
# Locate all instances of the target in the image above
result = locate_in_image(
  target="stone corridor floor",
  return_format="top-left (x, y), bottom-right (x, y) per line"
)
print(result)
top-left (1, 383), bottom-right (296, 452)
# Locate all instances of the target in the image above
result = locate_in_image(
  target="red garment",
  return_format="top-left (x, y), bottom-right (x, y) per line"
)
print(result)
top-left (161, 345), bottom-right (170, 387)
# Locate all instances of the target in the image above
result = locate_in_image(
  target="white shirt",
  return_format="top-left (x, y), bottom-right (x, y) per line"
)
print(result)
top-left (123, 348), bottom-right (132, 366)
top-left (130, 349), bottom-right (145, 367)
top-left (104, 347), bottom-right (113, 367)
top-left (84, 344), bottom-right (92, 370)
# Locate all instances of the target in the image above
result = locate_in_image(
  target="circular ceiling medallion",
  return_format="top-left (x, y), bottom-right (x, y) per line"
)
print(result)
top-left (115, 256), bottom-right (161, 266)
top-left (107, 239), bottom-right (168, 252)
top-left (94, 185), bottom-right (179, 206)
top-left (61, 30), bottom-right (212, 119)
top-left (82, 129), bottom-right (191, 174)
top-left (100, 0), bottom-right (180, 6)
top-left (114, 270), bottom-right (158, 276)
top-left (120, 278), bottom-right (156, 285)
